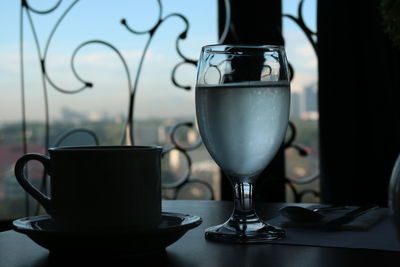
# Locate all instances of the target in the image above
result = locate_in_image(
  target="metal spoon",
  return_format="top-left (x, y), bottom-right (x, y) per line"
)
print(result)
top-left (279, 205), bottom-right (347, 222)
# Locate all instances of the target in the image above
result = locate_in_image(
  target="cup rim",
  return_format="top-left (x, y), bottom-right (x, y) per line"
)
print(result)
top-left (48, 145), bottom-right (163, 151)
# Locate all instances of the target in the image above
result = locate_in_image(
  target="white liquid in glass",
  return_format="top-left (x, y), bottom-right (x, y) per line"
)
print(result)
top-left (196, 81), bottom-right (290, 178)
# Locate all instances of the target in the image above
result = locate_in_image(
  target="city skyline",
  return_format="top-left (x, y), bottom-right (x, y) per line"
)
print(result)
top-left (0, 77), bottom-right (319, 125)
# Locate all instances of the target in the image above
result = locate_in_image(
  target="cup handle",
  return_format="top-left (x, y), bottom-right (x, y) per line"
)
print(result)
top-left (14, 153), bottom-right (53, 214)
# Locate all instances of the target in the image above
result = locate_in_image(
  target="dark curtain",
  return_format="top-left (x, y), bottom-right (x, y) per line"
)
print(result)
top-left (318, 0), bottom-right (400, 205)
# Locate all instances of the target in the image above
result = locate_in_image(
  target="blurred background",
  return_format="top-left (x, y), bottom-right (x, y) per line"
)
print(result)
top-left (0, 0), bottom-right (320, 219)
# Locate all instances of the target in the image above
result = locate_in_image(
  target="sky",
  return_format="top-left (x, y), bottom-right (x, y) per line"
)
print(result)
top-left (0, 0), bottom-right (317, 123)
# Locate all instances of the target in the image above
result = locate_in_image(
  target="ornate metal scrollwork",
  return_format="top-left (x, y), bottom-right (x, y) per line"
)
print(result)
top-left (19, 0), bottom-right (227, 216)
top-left (17, 0), bottom-right (319, 214)
top-left (283, 0), bottom-right (320, 202)
top-left (161, 122), bottom-right (214, 200)
top-left (283, 0), bottom-right (317, 54)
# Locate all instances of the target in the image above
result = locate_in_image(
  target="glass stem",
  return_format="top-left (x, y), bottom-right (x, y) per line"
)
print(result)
top-left (232, 182), bottom-right (256, 217)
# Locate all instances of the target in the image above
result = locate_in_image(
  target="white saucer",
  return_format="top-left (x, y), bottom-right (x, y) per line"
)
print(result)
top-left (12, 212), bottom-right (201, 254)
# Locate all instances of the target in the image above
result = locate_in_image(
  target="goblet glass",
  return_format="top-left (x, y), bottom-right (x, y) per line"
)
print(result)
top-left (195, 44), bottom-right (290, 242)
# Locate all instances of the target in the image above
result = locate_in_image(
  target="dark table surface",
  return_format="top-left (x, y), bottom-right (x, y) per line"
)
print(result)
top-left (1, 200), bottom-right (400, 267)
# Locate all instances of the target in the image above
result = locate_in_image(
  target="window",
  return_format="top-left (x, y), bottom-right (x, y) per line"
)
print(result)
top-left (0, 0), bottom-right (220, 219)
top-left (283, 0), bottom-right (319, 202)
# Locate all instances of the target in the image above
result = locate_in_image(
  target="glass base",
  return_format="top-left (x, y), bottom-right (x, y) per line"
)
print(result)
top-left (205, 213), bottom-right (285, 243)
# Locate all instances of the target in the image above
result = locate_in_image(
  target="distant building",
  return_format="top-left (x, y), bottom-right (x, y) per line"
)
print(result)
top-left (304, 84), bottom-right (318, 113)
top-left (290, 92), bottom-right (301, 118)
top-left (61, 107), bottom-right (88, 123)
top-left (292, 83), bottom-right (319, 120)
top-left (301, 83), bottom-right (318, 120)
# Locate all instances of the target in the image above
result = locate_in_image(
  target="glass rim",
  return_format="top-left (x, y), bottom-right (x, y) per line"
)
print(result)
top-left (202, 44), bottom-right (284, 54)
